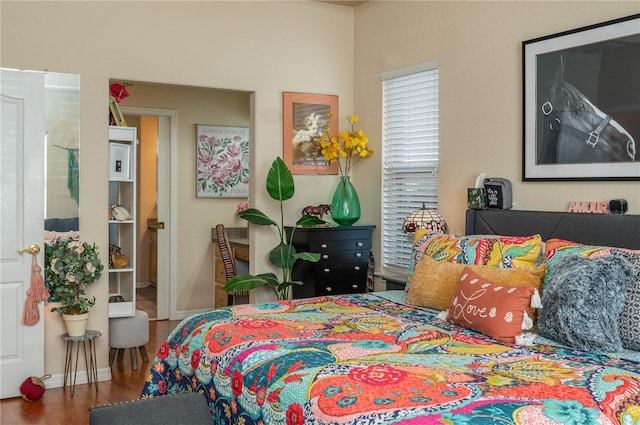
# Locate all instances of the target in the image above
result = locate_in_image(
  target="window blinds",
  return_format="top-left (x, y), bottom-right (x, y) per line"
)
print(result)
top-left (381, 65), bottom-right (439, 271)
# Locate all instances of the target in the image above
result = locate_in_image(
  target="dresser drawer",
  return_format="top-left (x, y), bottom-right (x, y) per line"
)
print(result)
top-left (316, 260), bottom-right (369, 277)
top-left (314, 279), bottom-right (366, 296)
top-left (308, 236), bottom-right (371, 252)
top-left (214, 257), bottom-right (227, 284)
top-left (318, 249), bottom-right (369, 262)
top-left (234, 247), bottom-right (249, 261)
top-left (215, 284), bottom-right (229, 308)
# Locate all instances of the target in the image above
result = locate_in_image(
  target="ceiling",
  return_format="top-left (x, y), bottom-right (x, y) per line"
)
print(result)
top-left (318, 1), bottom-right (369, 7)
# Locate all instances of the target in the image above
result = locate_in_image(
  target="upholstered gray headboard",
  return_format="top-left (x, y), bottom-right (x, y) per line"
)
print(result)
top-left (465, 209), bottom-right (640, 250)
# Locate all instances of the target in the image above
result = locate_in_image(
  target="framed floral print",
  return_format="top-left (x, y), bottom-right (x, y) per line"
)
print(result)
top-left (196, 125), bottom-right (250, 198)
top-left (283, 92), bottom-right (339, 175)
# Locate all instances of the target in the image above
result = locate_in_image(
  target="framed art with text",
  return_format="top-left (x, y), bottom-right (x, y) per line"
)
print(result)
top-left (109, 142), bottom-right (131, 180)
top-left (196, 125), bottom-right (250, 198)
top-left (283, 92), bottom-right (339, 175)
top-left (522, 14), bottom-right (640, 181)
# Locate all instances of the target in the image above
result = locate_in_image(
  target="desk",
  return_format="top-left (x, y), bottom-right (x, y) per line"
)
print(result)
top-left (212, 227), bottom-right (249, 307)
top-left (61, 330), bottom-right (101, 397)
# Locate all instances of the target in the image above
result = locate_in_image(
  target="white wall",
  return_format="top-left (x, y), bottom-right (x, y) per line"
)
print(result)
top-left (2, 0), bottom-right (354, 377)
top-left (353, 1), bottom-right (640, 257)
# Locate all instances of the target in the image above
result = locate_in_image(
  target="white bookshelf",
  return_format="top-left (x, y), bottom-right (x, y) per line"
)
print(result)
top-left (108, 126), bottom-right (137, 318)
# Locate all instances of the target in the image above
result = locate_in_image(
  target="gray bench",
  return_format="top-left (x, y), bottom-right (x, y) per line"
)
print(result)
top-left (89, 392), bottom-right (212, 425)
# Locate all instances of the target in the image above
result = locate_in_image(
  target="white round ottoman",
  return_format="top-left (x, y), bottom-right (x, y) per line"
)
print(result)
top-left (109, 309), bottom-right (149, 370)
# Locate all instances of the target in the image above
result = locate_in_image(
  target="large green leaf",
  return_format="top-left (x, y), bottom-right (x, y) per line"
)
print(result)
top-left (239, 208), bottom-right (277, 226)
top-left (258, 273), bottom-right (281, 291)
top-left (269, 243), bottom-right (296, 269)
top-left (266, 157), bottom-right (294, 202)
top-left (296, 215), bottom-right (326, 227)
top-left (293, 251), bottom-right (321, 262)
top-left (224, 274), bottom-right (271, 292)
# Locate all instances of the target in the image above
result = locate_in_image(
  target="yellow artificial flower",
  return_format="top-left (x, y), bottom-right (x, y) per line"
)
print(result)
top-left (313, 113), bottom-right (373, 176)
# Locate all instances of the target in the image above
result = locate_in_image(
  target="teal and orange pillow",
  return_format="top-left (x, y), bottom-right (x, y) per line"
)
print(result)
top-left (406, 231), bottom-right (543, 291)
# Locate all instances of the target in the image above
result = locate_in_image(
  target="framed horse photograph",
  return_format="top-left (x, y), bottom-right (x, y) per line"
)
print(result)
top-left (522, 14), bottom-right (640, 181)
top-left (283, 92), bottom-right (339, 175)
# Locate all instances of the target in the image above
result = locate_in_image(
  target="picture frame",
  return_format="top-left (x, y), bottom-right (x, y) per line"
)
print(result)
top-left (196, 124), bottom-right (250, 198)
top-left (522, 14), bottom-right (640, 181)
top-left (109, 142), bottom-right (131, 180)
top-left (283, 92), bottom-right (339, 175)
top-left (109, 96), bottom-right (127, 127)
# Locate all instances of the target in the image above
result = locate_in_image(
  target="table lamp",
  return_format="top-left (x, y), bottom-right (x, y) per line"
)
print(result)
top-left (402, 204), bottom-right (447, 234)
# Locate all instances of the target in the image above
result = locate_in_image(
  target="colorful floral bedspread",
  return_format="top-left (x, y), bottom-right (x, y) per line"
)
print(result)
top-left (141, 293), bottom-right (640, 424)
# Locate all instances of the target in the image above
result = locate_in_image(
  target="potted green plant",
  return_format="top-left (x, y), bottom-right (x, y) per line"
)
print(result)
top-left (223, 157), bottom-right (325, 300)
top-left (45, 237), bottom-right (104, 336)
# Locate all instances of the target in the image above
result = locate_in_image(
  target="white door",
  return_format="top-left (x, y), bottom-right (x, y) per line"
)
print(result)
top-left (0, 69), bottom-right (46, 398)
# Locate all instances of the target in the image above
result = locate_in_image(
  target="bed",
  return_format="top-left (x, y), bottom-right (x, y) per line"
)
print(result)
top-left (141, 210), bottom-right (640, 424)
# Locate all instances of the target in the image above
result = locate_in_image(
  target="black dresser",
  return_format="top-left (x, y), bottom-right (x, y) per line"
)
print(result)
top-left (287, 225), bottom-right (374, 299)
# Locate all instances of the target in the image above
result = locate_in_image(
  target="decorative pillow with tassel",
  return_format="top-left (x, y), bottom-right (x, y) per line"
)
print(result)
top-left (445, 266), bottom-right (542, 345)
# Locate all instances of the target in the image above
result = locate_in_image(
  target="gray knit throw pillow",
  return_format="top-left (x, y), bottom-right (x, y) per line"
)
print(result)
top-left (538, 254), bottom-right (634, 352)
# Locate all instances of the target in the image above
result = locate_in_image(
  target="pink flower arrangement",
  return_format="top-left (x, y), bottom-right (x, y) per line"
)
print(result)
top-left (110, 82), bottom-right (131, 103)
top-left (236, 199), bottom-right (250, 213)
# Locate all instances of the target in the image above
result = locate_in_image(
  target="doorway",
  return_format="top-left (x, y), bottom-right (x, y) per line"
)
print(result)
top-left (115, 80), bottom-right (251, 317)
top-left (122, 107), bottom-right (175, 321)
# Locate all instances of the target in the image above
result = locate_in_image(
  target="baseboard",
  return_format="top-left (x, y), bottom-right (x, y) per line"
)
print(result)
top-left (46, 367), bottom-right (112, 389)
top-left (173, 308), bottom-right (212, 321)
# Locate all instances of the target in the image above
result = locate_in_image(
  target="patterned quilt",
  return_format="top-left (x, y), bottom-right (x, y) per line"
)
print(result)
top-left (141, 292), bottom-right (640, 425)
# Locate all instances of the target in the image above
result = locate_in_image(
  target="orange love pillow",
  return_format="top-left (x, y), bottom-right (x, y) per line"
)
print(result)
top-left (446, 266), bottom-right (537, 344)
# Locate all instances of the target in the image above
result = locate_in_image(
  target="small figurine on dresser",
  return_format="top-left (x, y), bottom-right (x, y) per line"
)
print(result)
top-left (302, 204), bottom-right (332, 219)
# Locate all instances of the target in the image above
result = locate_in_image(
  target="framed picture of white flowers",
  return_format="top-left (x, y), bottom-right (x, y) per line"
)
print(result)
top-left (196, 124), bottom-right (250, 198)
top-left (283, 92), bottom-right (339, 175)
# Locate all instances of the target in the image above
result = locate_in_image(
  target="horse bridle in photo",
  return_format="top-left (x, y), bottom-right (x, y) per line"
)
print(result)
top-left (542, 100), bottom-right (611, 149)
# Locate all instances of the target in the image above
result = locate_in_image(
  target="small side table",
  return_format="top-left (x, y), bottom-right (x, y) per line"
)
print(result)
top-left (381, 273), bottom-right (407, 291)
top-left (61, 330), bottom-right (101, 397)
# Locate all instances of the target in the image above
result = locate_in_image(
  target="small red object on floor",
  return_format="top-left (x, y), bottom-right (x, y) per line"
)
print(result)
top-left (19, 374), bottom-right (50, 401)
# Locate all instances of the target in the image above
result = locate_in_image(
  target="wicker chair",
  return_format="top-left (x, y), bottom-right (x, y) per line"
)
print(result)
top-left (215, 224), bottom-right (248, 305)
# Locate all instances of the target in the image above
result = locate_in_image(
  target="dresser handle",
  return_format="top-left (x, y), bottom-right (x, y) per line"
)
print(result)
top-left (323, 268), bottom-right (331, 273)
top-left (354, 265), bottom-right (360, 271)
top-left (322, 254), bottom-right (329, 259)
top-left (352, 284), bottom-right (358, 289)
top-left (321, 243), bottom-right (328, 249)
top-left (325, 287), bottom-right (332, 292)
top-left (355, 252), bottom-right (362, 258)
top-left (356, 242), bottom-right (363, 247)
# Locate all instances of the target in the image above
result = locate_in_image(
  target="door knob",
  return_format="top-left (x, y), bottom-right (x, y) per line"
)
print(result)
top-left (18, 244), bottom-right (40, 255)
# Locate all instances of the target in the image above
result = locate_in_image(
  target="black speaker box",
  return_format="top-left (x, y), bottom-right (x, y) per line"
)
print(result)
top-left (609, 199), bottom-right (628, 214)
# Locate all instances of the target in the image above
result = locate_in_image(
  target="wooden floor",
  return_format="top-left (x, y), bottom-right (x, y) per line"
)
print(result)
top-left (0, 319), bottom-right (181, 425)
